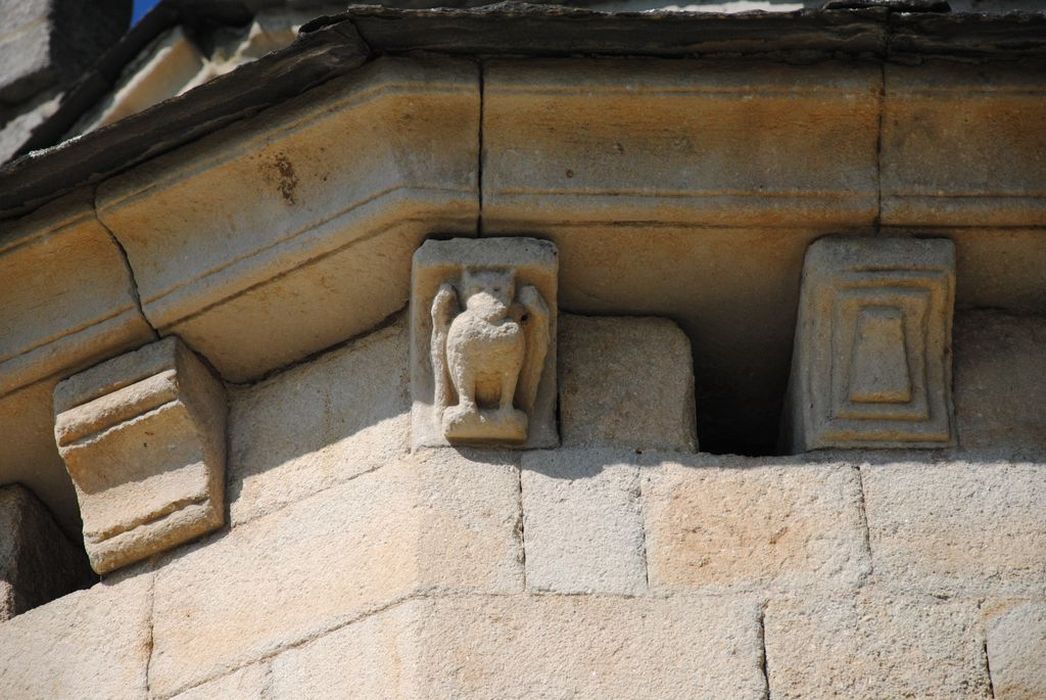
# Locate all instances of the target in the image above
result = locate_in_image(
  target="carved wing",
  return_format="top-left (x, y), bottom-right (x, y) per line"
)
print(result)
top-left (430, 283), bottom-right (459, 412)
top-left (515, 284), bottom-right (550, 413)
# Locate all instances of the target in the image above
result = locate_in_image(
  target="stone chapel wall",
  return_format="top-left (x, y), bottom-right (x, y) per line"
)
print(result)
top-left (0, 28), bottom-right (1044, 698)
top-left (1, 300), bottom-right (1043, 698)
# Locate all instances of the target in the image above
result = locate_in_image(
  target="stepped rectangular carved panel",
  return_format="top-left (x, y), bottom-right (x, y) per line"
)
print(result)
top-left (411, 237), bottom-right (558, 449)
top-left (784, 237), bottom-right (956, 451)
top-left (54, 337), bottom-right (227, 574)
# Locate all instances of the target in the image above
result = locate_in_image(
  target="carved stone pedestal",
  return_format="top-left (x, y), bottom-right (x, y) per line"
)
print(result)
top-left (54, 337), bottom-right (227, 574)
top-left (411, 237), bottom-right (558, 449)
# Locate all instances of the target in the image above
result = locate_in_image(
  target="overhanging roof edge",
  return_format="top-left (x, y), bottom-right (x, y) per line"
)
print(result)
top-left (2, 3), bottom-right (1045, 220)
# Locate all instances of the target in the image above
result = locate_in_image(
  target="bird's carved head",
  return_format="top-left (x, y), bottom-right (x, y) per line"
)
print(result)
top-left (461, 268), bottom-right (515, 321)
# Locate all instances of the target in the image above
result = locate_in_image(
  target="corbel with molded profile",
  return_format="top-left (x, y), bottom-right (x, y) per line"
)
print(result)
top-left (53, 336), bottom-right (227, 574)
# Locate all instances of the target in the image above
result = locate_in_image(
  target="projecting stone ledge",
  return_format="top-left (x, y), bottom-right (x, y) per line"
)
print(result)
top-left (54, 336), bottom-right (227, 574)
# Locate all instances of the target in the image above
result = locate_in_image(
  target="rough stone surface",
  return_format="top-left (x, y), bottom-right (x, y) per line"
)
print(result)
top-left (272, 595), bottom-right (766, 699)
top-left (521, 449), bottom-right (645, 595)
top-left (0, 484), bottom-right (91, 620)
top-left (765, 595), bottom-right (992, 699)
top-left (642, 457), bottom-right (870, 594)
top-left (986, 602), bottom-right (1046, 700)
top-left (783, 236), bottom-right (956, 451)
top-left (55, 336), bottom-right (227, 574)
top-left (151, 450), bottom-right (522, 696)
top-left (411, 236), bottom-right (558, 449)
top-left (228, 317), bottom-right (409, 525)
top-left (953, 310), bottom-right (1046, 455)
top-left (172, 662), bottom-right (271, 700)
top-left (96, 56), bottom-right (479, 382)
top-left (270, 602), bottom-right (417, 700)
top-left (0, 572), bottom-right (152, 699)
top-left (559, 314), bottom-right (696, 451)
top-left (862, 461), bottom-right (1046, 596)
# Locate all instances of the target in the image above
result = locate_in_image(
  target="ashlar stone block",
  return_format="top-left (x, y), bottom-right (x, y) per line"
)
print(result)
top-left (150, 450), bottom-right (523, 697)
top-left (784, 236), bottom-right (956, 451)
top-left (953, 310), bottom-right (1046, 454)
top-left (0, 484), bottom-right (91, 620)
top-left (862, 461), bottom-right (1046, 597)
top-left (228, 316), bottom-right (409, 526)
top-left (272, 595), bottom-right (766, 700)
top-left (986, 602), bottom-right (1046, 700)
top-left (882, 61), bottom-right (1046, 228)
top-left (765, 595), bottom-right (991, 699)
top-left (411, 237), bottom-right (558, 449)
top-left (483, 59), bottom-right (880, 228)
top-left (521, 449), bottom-right (645, 595)
top-left (0, 572), bottom-right (152, 699)
top-left (54, 336), bottom-right (227, 574)
top-left (559, 314), bottom-right (697, 451)
top-left (642, 458), bottom-right (870, 594)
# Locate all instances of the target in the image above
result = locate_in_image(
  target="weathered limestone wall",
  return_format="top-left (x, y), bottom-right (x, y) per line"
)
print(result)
top-left (0, 33), bottom-right (1044, 698)
top-left (1, 310), bottom-right (1042, 699)
top-left (4, 54), bottom-right (1045, 534)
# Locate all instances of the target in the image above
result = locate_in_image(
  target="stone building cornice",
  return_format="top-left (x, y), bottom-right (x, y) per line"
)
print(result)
top-left (0, 2), bottom-right (1044, 538)
top-left (3, 3), bottom-right (1046, 218)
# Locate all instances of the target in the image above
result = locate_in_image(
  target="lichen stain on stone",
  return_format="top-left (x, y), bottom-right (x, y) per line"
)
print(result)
top-left (269, 153), bottom-right (299, 205)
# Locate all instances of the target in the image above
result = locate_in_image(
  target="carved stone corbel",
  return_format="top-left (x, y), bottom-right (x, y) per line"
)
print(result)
top-left (53, 337), bottom-right (226, 574)
top-left (411, 237), bottom-right (558, 449)
top-left (782, 236), bottom-right (956, 451)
